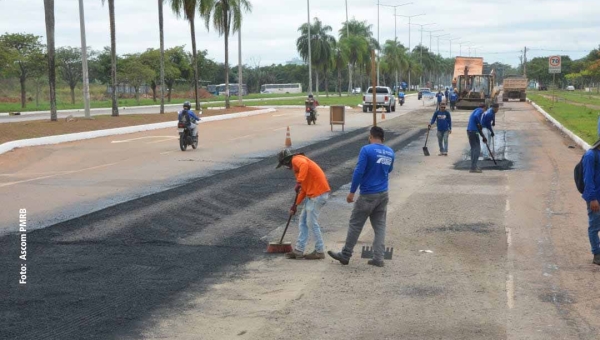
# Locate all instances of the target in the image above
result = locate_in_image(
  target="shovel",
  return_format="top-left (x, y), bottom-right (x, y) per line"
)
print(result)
top-left (423, 128), bottom-right (431, 156)
top-left (483, 139), bottom-right (497, 165)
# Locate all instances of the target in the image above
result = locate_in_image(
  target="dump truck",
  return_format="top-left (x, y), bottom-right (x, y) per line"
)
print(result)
top-left (502, 76), bottom-right (528, 102)
top-left (451, 57), bottom-right (497, 110)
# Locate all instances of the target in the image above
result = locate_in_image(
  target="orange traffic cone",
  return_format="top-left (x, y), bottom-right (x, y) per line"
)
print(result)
top-left (381, 111), bottom-right (386, 120)
top-left (285, 126), bottom-right (292, 147)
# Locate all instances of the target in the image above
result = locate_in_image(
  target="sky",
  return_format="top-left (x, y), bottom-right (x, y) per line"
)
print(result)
top-left (0, 0), bottom-right (598, 68)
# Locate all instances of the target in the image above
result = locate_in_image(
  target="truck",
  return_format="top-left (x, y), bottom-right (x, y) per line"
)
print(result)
top-left (452, 57), bottom-right (497, 110)
top-left (362, 86), bottom-right (396, 113)
top-left (502, 76), bottom-right (528, 102)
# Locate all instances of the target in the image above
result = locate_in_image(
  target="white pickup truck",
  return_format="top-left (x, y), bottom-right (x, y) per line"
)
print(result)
top-left (362, 86), bottom-right (396, 113)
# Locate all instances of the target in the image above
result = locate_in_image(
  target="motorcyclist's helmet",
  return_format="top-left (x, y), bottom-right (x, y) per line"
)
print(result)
top-left (308, 94), bottom-right (314, 99)
top-left (183, 101), bottom-right (191, 110)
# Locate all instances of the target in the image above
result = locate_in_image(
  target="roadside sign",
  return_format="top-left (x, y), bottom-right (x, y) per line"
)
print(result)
top-left (549, 56), bottom-right (561, 74)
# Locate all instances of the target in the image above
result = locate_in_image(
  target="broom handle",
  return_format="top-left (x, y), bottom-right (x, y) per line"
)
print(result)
top-left (484, 141), bottom-right (497, 165)
top-left (279, 191), bottom-right (300, 244)
top-left (425, 128), bottom-right (430, 146)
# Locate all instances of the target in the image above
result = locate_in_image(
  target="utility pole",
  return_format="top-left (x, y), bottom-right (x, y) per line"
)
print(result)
top-left (158, 0), bottom-right (165, 114)
top-left (523, 46), bottom-right (528, 77)
top-left (307, 0), bottom-right (312, 95)
top-left (380, 2), bottom-right (413, 89)
top-left (238, 26), bottom-right (243, 106)
top-left (78, 0), bottom-right (90, 118)
top-left (425, 29), bottom-right (443, 53)
top-left (371, 50), bottom-right (377, 126)
top-left (459, 41), bottom-right (470, 57)
top-left (396, 13), bottom-right (424, 91)
top-left (346, 0), bottom-right (351, 93)
top-left (410, 22), bottom-right (434, 88)
top-left (434, 34), bottom-right (449, 56)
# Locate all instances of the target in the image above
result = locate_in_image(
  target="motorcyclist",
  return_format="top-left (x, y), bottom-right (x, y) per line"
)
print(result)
top-left (307, 93), bottom-right (319, 108)
top-left (177, 101), bottom-right (201, 141)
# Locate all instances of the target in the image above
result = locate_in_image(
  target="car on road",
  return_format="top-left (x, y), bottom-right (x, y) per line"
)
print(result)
top-left (566, 85), bottom-right (575, 91)
top-left (362, 86), bottom-right (396, 113)
top-left (418, 88), bottom-right (431, 100)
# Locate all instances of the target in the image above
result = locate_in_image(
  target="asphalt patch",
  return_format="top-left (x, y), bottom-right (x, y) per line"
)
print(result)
top-left (453, 159), bottom-right (515, 171)
top-left (539, 291), bottom-right (576, 305)
top-left (0, 119), bottom-right (423, 339)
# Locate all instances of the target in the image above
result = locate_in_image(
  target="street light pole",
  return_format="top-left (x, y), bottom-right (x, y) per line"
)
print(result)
top-left (396, 13), bottom-right (424, 90)
top-left (425, 29), bottom-right (443, 53)
top-left (459, 41), bottom-right (470, 57)
top-left (379, 2), bottom-right (413, 89)
top-left (410, 22), bottom-right (434, 87)
top-left (434, 33), bottom-right (449, 56)
top-left (78, 0), bottom-right (90, 118)
top-left (345, 0), bottom-right (351, 93)
top-left (307, 0), bottom-right (312, 95)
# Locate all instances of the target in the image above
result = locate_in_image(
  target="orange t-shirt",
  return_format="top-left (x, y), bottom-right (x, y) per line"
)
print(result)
top-left (292, 155), bottom-right (331, 205)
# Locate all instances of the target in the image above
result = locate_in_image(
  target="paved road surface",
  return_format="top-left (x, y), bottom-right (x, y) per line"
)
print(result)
top-left (2, 100), bottom-right (599, 339)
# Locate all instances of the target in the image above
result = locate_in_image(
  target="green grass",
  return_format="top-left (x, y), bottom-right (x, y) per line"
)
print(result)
top-left (532, 90), bottom-right (600, 106)
top-left (0, 91), bottom-right (310, 113)
top-left (202, 95), bottom-right (363, 108)
top-left (528, 93), bottom-right (599, 145)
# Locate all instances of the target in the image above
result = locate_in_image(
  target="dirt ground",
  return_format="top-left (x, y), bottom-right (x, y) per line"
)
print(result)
top-left (0, 106), bottom-right (257, 144)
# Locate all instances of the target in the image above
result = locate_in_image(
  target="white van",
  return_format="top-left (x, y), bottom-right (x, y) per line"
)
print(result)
top-left (566, 85), bottom-right (575, 91)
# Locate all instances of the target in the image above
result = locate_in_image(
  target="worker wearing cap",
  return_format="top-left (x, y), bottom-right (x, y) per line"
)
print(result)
top-left (276, 149), bottom-right (331, 260)
top-left (466, 104), bottom-right (488, 173)
top-left (481, 104), bottom-right (499, 160)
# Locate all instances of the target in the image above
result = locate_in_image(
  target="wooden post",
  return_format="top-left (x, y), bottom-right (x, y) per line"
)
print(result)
top-left (371, 50), bottom-right (377, 127)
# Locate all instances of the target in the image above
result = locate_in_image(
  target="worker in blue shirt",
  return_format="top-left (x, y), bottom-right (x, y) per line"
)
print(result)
top-left (481, 104), bottom-right (499, 160)
top-left (582, 139), bottom-right (600, 265)
top-left (444, 88), bottom-right (450, 104)
top-left (597, 114), bottom-right (600, 139)
top-left (177, 101), bottom-right (201, 141)
top-left (435, 91), bottom-right (443, 110)
top-left (328, 126), bottom-right (395, 267)
top-left (429, 102), bottom-right (452, 156)
top-left (449, 91), bottom-right (459, 110)
top-left (466, 104), bottom-right (488, 173)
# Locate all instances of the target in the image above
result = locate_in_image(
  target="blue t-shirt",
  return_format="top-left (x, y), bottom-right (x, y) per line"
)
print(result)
top-left (350, 143), bottom-right (395, 194)
top-left (436, 92), bottom-right (443, 103)
top-left (467, 108), bottom-right (484, 132)
top-left (583, 149), bottom-right (600, 202)
top-left (450, 93), bottom-right (458, 102)
top-left (430, 110), bottom-right (452, 131)
top-left (481, 109), bottom-right (495, 132)
top-left (597, 116), bottom-right (600, 139)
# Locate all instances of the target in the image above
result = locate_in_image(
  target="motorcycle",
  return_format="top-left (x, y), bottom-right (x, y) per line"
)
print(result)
top-left (305, 100), bottom-right (317, 125)
top-left (399, 97), bottom-right (405, 106)
top-left (178, 121), bottom-right (198, 151)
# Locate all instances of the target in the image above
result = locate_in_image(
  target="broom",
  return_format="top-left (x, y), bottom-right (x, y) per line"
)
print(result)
top-left (266, 191), bottom-right (299, 253)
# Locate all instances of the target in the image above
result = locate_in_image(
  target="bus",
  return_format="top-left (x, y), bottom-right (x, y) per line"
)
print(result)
top-left (260, 83), bottom-right (302, 94)
top-left (215, 83), bottom-right (248, 96)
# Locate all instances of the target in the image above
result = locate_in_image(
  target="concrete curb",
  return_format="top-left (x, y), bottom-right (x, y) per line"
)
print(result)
top-left (0, 108), bottom-right (276, 155)
top-left (527, 99), bottom-right (590, 150)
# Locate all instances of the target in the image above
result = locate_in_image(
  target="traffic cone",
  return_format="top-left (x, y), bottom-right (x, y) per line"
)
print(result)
top-left (285, 126), bottom-right (292, 147)
top-left (381, 111), bottom-right (386, 120)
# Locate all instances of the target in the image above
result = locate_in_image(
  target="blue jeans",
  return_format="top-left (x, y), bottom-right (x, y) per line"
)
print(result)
top-left (467, 131), bottom-right (481, 170)
top-left (296, 192), bottom-right (329, 253)
top-left (587, 202), bottom-right (600, 255)
top-left (437, 130), bottom-right (449, 153)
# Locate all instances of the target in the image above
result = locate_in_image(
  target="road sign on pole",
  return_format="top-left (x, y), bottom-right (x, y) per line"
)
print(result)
top-left (549, 55), bottom-right (561, 74)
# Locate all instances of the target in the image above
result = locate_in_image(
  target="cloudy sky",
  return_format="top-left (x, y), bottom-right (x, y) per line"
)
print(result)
top-left (1, 0), bottom-right (598, 67)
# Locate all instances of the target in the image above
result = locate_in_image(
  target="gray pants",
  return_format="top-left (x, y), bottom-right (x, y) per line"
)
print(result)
top-left (342, 191), bottom-right (389, 261)
top-left (437, 130), bottom-right (449, 153)
top-left (467, 131), bottom-right (481, 170)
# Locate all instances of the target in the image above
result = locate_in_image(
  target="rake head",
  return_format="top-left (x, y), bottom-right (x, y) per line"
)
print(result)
top-left (360, 246), bottom-right (394, 260)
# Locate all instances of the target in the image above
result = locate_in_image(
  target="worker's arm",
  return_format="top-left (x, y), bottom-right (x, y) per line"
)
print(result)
top-left (447, 111), bottom-right (452, 131)
top-left (349, 148), bottom-right (368, 194)
top-left (429, 112), bottom-right (437, 127)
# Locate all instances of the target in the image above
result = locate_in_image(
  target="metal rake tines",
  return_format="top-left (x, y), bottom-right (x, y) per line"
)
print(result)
top-left (360, 246), bottom-right (394, 260)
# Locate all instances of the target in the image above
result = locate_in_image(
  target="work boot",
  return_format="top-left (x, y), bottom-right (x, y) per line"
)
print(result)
top-left (367, 259), bottom-right (385, 267)
top-left (327, 251), bottom-right (349, 265)
top-left (285, 249), bottom-right (304, 259)
top-left (304, 250), bottom-right (325, 260)
top-left (594, 254), bottom-right (600, 265)
top-left (469, 168), bottom-right (483, 173)
top-left (438, 153), bottom-right (444, 156)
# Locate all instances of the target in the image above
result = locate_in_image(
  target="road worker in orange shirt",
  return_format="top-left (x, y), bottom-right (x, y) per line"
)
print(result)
top-left (276, 149), bottom-right (331, 260)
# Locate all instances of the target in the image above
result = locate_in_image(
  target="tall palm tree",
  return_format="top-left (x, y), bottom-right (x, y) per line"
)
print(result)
top-left (339, 35), bottom-right (368, 92)
top-left (43, 0), bottom-right (57, 121)
top-left (332, 42), bottom-right (348, 97)
top-left (338, 19), bottom-right (377, 92)
top-left (171, 0), bottom-right (201, 111)
top-left (383, 40), bottom-right (409, 90)
top-left (158, 0), bottom-right (166, 114)
top-left (101, 0), bottom-right (118, 116)
top-left (297, 18), bottom-right (335, 95)
top-left (201, 0), bottom-right (252, 109)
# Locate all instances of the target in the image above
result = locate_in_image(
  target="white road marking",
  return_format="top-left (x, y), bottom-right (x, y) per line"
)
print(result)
top-left (506, 227), bottom-right (512, 247)
top-left (506, 274), bottom-right (515, 309)
top-left (111, 136), bottom-right (176, 144)
top-left (273, 127), bottom-right (288, 131)
top-left (230, 134), bottom-right (255, 141)
top-left (505, 199), bottom-right (510, 212)
top-left (272, 114), bottom-right (290, 117)
top-left (146, 136), bottom-right (180, 144)
top-left (0, 162), bottom-right (119, 188)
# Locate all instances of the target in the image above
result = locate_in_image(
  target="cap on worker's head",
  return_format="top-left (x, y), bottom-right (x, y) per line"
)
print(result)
top-left (592, 139), bottom-right (600, 150)
top-left (276, 148), bottom-right (294, 169)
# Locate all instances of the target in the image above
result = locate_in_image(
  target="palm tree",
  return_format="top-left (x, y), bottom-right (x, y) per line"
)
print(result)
top-left (338, 19), bottom-right (377, 92)
top-left (43, 0), bottom-right (57, 121)
top-left (158, 0), bottom-right (166, 114)
top-left (101, 0), bottom-right (118, 116)
top-left (332, 42), bottom-right (348, 97)
top-left (297, 18), bottom-right (336, 95)
top-left (382, 40), bottom-right (409, 90)
top-left (171, 0), bottom-right (201, 111)
top-left (201, 0), bottom-right (252, 109)
top-left (339, 35), bottom-right (369, 92)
